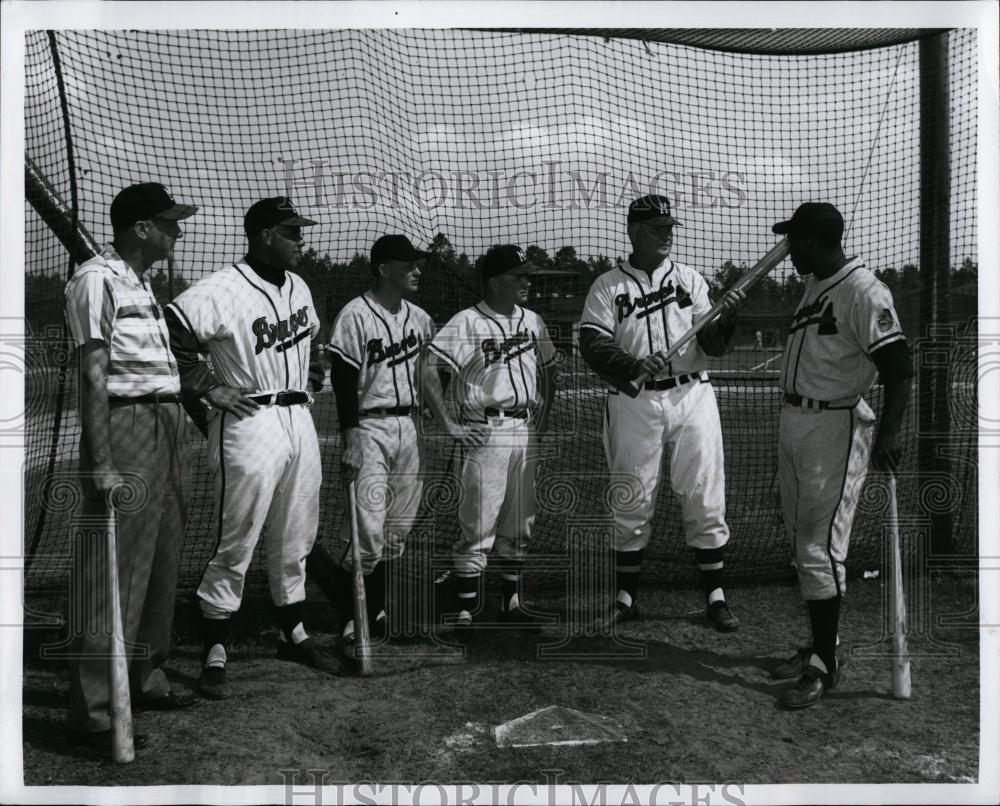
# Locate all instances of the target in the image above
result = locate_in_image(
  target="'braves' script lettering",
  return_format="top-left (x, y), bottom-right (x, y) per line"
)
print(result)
top-left (614, 280), bottom-right (677, 323)
top-left (481, 329), bottom-right (533, 367)
top-left (367, 330), bottom-right (419, 366)
top-left (253, 306), bottom-right (310, 354)
top-left (789, 297), bottom-right (837, 335)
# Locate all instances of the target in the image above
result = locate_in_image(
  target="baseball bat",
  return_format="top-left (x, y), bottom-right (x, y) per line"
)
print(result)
top-left (106, 507), bottom-right (135, 763)
top-left (347, 482), bottom-right (373, 676)
top-left (626, 238), bottom-right (790, 395)
top-left (888, 475), bottom-right (912, 700)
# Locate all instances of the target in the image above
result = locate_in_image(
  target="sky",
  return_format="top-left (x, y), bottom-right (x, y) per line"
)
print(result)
top-left (24, 27), bottom-right (978, 286)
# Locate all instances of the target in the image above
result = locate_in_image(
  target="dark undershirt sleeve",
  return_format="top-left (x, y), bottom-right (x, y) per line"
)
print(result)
top-left (696, 316), bottom-right (737, 357)
top-left (871, 339), bottom-right (913, 383)
top-left (164, 306), bottom-right (221, 395)
top-left (330, 352), bottom-right (361, 430)
top-left (579, 326), bottom-right (643, 391)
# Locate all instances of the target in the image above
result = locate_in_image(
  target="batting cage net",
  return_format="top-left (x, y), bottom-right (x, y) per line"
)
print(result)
top-left (23, 28), bottom-right (978, 591)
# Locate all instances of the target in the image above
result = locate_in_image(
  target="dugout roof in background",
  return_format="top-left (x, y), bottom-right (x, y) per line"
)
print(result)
top-left (483, 28), bottom-right (952, 55)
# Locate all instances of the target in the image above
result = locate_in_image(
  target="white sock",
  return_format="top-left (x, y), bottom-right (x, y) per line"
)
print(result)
top-left (342, 619), bottom-right (355, 640)
top-left (708, 588), bottom-right (725, 605)
top-left (457, 609), bottom-right (472, 625)
top-left (808, 653), bottom-right (829, 674)
top-left (507, 593), bottom-right (520, 612)
top-left (205, 643), bottom-right (227, 669)
top-left (291, 623), bottom-right (308, 644)
top-left (616, 590), bottom-right (633, 608)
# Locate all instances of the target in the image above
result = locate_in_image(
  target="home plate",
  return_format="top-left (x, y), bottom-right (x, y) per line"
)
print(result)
top-left (494, 706), bottom-right (627, 748)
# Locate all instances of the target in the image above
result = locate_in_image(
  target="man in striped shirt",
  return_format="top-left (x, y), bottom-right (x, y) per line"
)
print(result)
top-left (63, 182), bottom-right (198, 753)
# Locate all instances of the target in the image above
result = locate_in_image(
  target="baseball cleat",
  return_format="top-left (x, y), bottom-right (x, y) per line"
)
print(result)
top-left (498, 604), bottom-right (545, 632)
top-left (135, 688), bottom-right (199, 711)
top-left (277, 637), bottom-right (340, 675)
top-left (370, 611), bottom-right (388, 640)
top-left (67, 728), bottom-right (149, 754)
top-left (338, 620), bottom-right (357, 660)
top-left (199, 665), bottom-right (231, 700)
top-left (451, 611), bottom-right (474, 643)
top-left (593, 600), bottom-right (641, 632)
top-left (771, 645), bottom-right (849, 680)
top-left (779, 664), bottom-right (838, 709)
top-left (705, 600), bottom-right (740, 632)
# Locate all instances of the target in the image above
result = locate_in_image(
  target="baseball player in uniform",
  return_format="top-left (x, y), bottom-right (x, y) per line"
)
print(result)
top-left (327, 234), bottom-right (435, 651)
top-left (165, 197), bottom-right (336, 698)
top-left (64, 183), bottom-right (198, 753)
top-left (421, 245), bottom-right (557, 639)
top-left (579, 195), bottom-right (745, 632)
top-left (769, 203), bottom-right (912, 709)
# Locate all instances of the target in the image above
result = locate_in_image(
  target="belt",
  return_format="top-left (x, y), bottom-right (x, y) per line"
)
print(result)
top-left (360, 406), bottom-right (412, 417)
top-left (108, 393), bottom-right (182, 408)
top-left (782, 392), bottom-right (859, 411)
top-left (483, 407), bottom-right (528, 420)
top-left (249, 390), bottom-right (311, 407)
top-left (644, 372), bottom-right (705, 392)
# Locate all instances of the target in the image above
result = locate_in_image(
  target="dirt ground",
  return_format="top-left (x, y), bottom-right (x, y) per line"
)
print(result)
top-left (20, 575), bottom-right (979, 787)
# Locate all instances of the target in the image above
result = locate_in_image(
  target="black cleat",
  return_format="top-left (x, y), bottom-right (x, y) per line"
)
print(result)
top-left (593, 600), bottom-right (641, 632)
top-left (135, 689), bottom-right (199, 711)
top-left (277, 637), bottom-right (340, 675)
top-left (67, 729), bottom-right (148, 753)
top-left (498, 605), bottom-right (545, 633)
top-left (705, 600), bottom-right (740, 632)
top-left (771, 645), bottom-right (849, 680)
top-left (780, 664), bottom-right (838, 709)
top-left (199, 665), bottom-right (231, 700)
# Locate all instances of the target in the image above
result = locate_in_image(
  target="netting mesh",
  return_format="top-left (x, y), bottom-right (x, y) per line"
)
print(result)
top-left (23, 29), bottom-right (978, 590)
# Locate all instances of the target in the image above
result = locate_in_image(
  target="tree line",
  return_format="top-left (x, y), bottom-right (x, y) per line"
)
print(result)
top-left (24, 235), bottom-right (977, 337)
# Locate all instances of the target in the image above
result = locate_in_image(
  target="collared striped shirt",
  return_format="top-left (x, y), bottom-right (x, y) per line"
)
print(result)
top-left (64, 245), bottom-right (181, 397)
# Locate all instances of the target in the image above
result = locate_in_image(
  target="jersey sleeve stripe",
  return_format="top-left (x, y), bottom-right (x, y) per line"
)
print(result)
top-left (868, 332), bottom-right (906, 353)
top-left (328, 344), bottom-right (362, 370)
top-left (579, 320), bottom-right (614, 336)
top-left (428, 342), bottom-right (460, 371)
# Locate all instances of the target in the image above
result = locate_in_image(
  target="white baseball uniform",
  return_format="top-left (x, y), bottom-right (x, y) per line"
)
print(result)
top-left (328, 292), bottom-right (435, 574)
top-left (778, 256), bottom-right (905, 599)
top-left (166, 261), bottom-right (322, 616)
top-left (580, 257), bottom-right (729, 553)
top-left (428, 302), bottom-right (557, 575)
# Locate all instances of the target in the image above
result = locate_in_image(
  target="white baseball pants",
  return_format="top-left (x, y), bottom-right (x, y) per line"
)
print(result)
top-left (198, 404), bottom-right (321, 615)
top-left (778, 398), bottom-right (875, 600)
top-left (602, 379), bottom-right (729, 553)
top-left (340, 415), bottom-right (423, 575)
top-left (453, 417), bottom-right (536, 575)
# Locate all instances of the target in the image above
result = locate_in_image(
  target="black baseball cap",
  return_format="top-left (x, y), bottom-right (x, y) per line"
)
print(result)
top-left (627, 194), bottom-right (683, 227)
top-left (772, 203), bottom-right (844, 242)
top-left (109, 182), bottom-right (198, 230)
top-left (243, 197), bottom-right (318, 236)
top-left (480, 245), bottom-right (538, 279)
top-left (370, 234), bottom-right (431, 268)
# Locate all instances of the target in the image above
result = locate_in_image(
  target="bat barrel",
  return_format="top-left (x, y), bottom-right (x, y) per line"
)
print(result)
top-left (348, 482), bottom-right (373, 676)
top-left (107, 507), bottom-right (136, 763)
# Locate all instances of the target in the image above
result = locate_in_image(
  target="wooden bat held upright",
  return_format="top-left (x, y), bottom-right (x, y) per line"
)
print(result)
top-left (107, 506), bottom-right (135, 763)
top-left (348, 481), bottom-right (373, 676)
top-left (626, 238), bottom-right (790, 396)
top-left (887, 475), bottom-right (912, 700)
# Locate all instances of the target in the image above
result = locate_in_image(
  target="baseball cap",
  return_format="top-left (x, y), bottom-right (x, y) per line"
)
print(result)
top-left (480, 245), bottom-right (538, 279)
top-left (627, 194), bottom-right (683, 227)
top-left (370, 234), bottom-right (431, 268)
top-left (109, 182), bottom-right (198, 230)
top-left (243, 197), bottom-right (318, 236)
top-left (772, 202), bottom-right (844, 242)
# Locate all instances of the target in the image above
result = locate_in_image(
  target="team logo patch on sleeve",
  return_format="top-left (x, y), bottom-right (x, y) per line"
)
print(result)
top-left (878, 308), bottom-right (895, 332)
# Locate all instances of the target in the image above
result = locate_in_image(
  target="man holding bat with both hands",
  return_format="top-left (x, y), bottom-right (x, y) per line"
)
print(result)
top-left (579, 194), bottom-right (747, 634)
